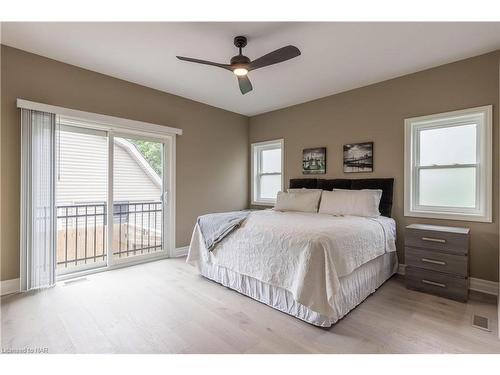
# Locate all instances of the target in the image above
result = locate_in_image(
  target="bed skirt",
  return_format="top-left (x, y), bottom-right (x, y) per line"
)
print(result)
top-left (196, 252), bottom-right (398, 327)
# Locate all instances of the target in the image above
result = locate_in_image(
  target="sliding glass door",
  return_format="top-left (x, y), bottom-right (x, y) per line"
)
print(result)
top-left (55, 125), bottom-right (108, 275)
top-left (55, 118), bottom-right (171, 276)
top-left (111, 134), bottom-right (167, 263)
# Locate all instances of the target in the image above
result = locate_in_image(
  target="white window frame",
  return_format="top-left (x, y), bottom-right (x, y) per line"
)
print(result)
top-left (251, 139), bottom-right (284, 206)
top-left (404, 105), bottom-right (492, 222)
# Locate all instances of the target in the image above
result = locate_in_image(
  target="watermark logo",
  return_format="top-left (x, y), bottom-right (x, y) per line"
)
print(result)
top-left (1, 346), bottom-right (49, 354)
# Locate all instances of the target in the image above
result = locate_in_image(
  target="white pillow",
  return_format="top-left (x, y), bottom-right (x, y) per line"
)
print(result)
top-left (287, 188), bottom-right (322, 193)
top-left (274, 191), bottom-right (322, 213)
top-left (318, 189), bottom-right (382, 217)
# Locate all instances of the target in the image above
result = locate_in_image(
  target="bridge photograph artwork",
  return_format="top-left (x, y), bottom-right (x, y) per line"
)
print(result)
top-left (343, 142), bottom-right (373, 173)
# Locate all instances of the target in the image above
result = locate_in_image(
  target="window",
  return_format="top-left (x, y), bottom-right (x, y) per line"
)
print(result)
top-left (251, 139), bottom-right (284, 205)
top-left (404, 106), bottom-right (492, 222)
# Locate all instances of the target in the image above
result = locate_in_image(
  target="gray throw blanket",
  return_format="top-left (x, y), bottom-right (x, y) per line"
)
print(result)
top-left (197, 210), bottom-right (250, 251)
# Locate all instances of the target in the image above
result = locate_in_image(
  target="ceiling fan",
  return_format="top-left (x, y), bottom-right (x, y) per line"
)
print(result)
top-left (176, 36), bottom-right (301, 95)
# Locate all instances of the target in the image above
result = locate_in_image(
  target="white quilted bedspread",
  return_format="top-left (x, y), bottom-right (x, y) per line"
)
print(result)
top-left (187, 210), bottom-right (396, 316)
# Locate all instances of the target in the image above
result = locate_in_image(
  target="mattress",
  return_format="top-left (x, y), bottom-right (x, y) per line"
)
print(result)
top-left (195, 251), bottom-right (398, 327)
top-left (188, 210), bottom-right (396, 317)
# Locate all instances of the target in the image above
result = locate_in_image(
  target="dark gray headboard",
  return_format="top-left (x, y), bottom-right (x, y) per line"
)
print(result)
top-left (289, 178), bottom-right (394, 217)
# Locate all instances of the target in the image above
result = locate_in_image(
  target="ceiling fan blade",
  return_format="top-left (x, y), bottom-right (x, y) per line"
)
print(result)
top-left (248, 45), bottom-right (301, 71)
top-left (176, 56), bottom-right (232, 71)
top-left (238, 75), bottom-right (253, 95)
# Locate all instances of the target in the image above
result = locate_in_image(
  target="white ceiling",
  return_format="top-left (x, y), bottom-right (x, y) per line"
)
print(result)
top-left (2, 22), bottom-right (500, 116)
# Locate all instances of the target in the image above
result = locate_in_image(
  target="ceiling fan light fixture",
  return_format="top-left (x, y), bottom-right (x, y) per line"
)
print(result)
top-left (233, 67), bottom-right (248, 76)
top-left (176, 35), bottom-right (301, 94)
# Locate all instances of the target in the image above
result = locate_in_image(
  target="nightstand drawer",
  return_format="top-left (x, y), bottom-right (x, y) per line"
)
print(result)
top-left (405, 246), bottom-right (468, 276)
top-left (405, 267), bottom-right (468, 302)
top-left (405, 228), bottom-right (468, 255)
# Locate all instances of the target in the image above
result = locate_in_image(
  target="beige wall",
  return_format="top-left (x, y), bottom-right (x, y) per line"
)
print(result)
top-left (1, 45), bottom-right (249, 281)
top-left (250, 51), bottom-right (500, 282)
top-left (2, 44), bottom-right (499, 283)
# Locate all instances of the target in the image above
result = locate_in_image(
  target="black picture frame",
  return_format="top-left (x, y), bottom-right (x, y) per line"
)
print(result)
top-left (302, 147), bottom-right (326, 174)
top-left (343, 142), bottom-right (373, 173)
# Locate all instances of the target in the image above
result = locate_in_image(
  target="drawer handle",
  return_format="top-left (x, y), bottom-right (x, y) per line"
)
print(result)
top-left (421, 279), bottom-right (446, 288)
top-left (421, 258), bottom-right (446, 266)
top-left (421, 237), bottom-right (446, 244)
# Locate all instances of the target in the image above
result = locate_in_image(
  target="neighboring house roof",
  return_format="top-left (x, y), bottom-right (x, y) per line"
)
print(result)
top-left (114, 138), bottom-right (161, 188)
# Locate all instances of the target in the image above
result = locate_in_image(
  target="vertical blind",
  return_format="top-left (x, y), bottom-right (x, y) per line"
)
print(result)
top-left (20, 109), bottom-right (57, 291)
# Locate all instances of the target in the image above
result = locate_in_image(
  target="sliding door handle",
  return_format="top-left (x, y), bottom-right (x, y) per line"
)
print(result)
top-left (162, 191), bottom-right (168, 203)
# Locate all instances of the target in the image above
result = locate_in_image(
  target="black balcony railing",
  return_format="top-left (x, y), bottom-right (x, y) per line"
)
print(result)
top-left (56, 201), bottom-right (162, 269)
top-left (113, 202), bottom-right (163, 258)
top-left (56, 203), bottom-right (107, 268)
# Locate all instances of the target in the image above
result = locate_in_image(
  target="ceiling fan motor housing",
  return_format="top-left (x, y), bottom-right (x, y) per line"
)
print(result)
top-left (232, 36), bottom-right (250, 69)
top-left (230, 54), bottom-right (250, 66)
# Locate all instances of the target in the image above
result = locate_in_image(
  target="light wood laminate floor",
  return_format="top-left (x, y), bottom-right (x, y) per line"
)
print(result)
top-left (1, 257), bottom-right (499, 353)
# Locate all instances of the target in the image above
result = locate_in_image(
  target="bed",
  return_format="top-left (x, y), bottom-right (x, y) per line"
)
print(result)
top-left (187, 178), bottom-right (397, 327)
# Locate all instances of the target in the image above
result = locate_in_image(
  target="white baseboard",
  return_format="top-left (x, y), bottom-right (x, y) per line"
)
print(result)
top-left (172, 246), bottom-right (189, 258)
top-left (1, 278), bottom-right (20, 296)
top-left (470, 278), bottom-right (499, 296)
top-left (397, 263), bottom-right (498, 296)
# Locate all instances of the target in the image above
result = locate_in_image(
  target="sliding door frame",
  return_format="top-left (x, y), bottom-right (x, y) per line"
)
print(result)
top-left (57, 128), bottom-right (176, 280)
top-left (17, 98), bottom-right (182, 281)
top-left (16, 100), bottom-right (181, 281)
top-left (54, 124), bottom-right (109, 277)
top-left (55, 123), bottom-right (176, 280)
top-left (108, 131), bottom-right (173, 268)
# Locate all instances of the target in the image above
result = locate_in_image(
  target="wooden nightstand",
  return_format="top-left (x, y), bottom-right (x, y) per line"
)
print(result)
top-left (404, 224), bottom-right (470, 302)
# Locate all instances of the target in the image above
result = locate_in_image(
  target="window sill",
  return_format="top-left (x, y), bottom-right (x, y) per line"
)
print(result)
top-left (404, 209), bottom-right (492, 223)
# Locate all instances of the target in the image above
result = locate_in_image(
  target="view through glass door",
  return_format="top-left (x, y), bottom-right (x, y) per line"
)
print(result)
top-left (55, 120), bottom-right (169, 277)
top-left (112, 135), bottom-right (166, 262)
top-left (55, 125), bottom-right (108, 275)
